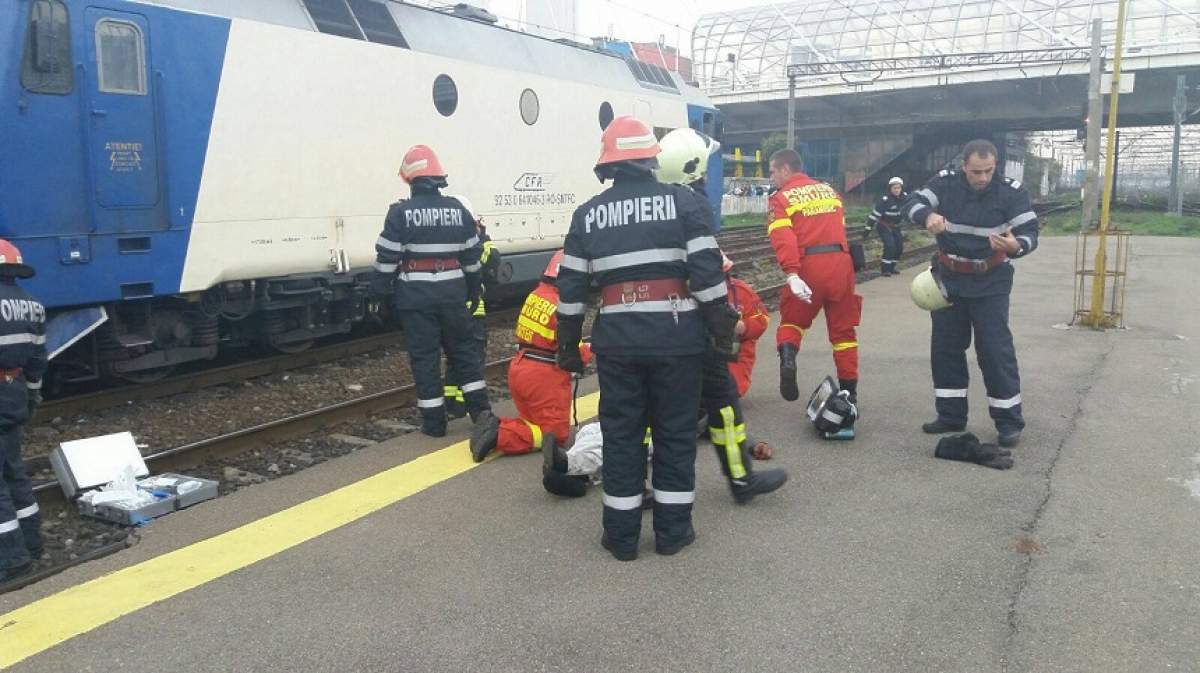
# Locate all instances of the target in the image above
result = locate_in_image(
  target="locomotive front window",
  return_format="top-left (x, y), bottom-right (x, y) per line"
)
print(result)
top-left (95, 19), bottom-right (146, 95)
top-left (20, 0), bottom-right (73, 95)
top-left (519, 88), bottom-right (539, 125)
top-left (598, 101), bottom-right (614, 130)
top-left (433, 74), bottom-right (457, 116)
top-left (346, 0), bottom-right (408, 47)
top-left (300, 0), bottom-right (365, 40)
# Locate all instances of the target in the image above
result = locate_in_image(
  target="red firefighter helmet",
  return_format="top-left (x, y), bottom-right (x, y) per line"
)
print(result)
top-left (595, 116), bottom-right (660, 168)
top-left (543, 249), bottom-right (565, 280)
top-left (0, 239), bottom-right (34, 278)
top-left (398, 145), bottom-right (446, 183)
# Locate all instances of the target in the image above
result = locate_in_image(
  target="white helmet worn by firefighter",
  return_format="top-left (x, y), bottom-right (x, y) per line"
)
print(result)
top-left (911, 267), bottom-right (952, 311)
top-left (654, 128), bottom-right (721, 186)
top-left (806, 376), bottom-right (858, 434)
top-left (888, 176), bottom-right (904, 187)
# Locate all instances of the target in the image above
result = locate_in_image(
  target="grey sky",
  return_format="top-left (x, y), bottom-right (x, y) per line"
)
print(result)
top-left (418, 0), bottom-right (773, 55)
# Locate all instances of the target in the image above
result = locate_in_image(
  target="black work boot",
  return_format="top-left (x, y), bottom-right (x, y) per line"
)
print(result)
top-left (420, 410), bottom-right (447, 438)
top-left (469, 410), bottom-right (499, 462)
top-left (778, 343), bottom-right (800, 402)
top-left (998, 430), bottom-right (1022, 448)
top-left (445, 397), bottom-right (467, 420)
top-left (1, 562), bottom-right (31, 583)
top-left (541, 433), bottom-right (566, 475)
top-left (601, 533), bottom-right (638, 561)
top-left (922, 418), bottom-right (966, 434)
top-left (655, 528), bottom-right (696, 556)
top-left (731, 468), bottom-right (789, 504)
top-left (839, 378), bottom-right (858, 405)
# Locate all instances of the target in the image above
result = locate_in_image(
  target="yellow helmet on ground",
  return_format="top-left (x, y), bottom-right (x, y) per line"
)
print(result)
top-left (653, 128), bottom-right (720, 185)
top-left (911, 268), bottom-right (951, 311)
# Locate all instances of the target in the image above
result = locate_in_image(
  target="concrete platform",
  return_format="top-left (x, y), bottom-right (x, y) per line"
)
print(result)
top-left (2, 237), bottom-right (1197, 672)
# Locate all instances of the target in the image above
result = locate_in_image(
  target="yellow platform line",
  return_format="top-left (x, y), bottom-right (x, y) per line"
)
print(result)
top-left (0, 393), bottom-right (601, 669)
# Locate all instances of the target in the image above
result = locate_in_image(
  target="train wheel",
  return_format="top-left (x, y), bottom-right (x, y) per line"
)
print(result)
top-left (272, 339), bottom-right (315, 354)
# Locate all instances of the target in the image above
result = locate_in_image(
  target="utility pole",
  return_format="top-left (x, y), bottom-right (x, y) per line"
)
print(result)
top-left (786, 75), bottom-right (796, 152)
top-left (1081, 19), bottom-right (1103, 229)
top-left (1169, 74), bottom-right (1186, 216)
top-left (1086, 0), bottom-right (1128, 329)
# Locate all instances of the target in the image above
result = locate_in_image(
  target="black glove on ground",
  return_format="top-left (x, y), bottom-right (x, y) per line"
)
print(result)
top-left (934, 432), bottom-right (1013, 470)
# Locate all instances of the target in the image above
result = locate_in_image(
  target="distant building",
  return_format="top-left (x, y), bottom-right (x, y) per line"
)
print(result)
top-left (593, 38), bottom-right (694, 83)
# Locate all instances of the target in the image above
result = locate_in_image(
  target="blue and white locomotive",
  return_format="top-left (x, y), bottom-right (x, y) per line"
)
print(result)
top-left (0, 0), bottom-right (722, 382)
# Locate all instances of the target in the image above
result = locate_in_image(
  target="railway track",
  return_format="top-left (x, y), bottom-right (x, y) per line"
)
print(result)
top-left (6, 231), bottom-right (938, 596)
top-left (30, 355), bottom-right (517, 510)
top-left (30, 233), bottom-right (934, 509)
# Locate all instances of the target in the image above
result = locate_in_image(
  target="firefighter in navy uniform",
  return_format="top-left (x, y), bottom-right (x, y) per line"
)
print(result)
top-left (867, 177), bottom-right (908, 276)
top-left (444, 196), bottom-right (500, 420)
top-left (555, 117), bottom-right (737, 560)
top-left (654, 128), bottom-right (787, 503)
top-left (903, 139), bottom-right (1039, 448)
top-left (373, 145), bottom-right (492, 438)
top-left (0, 240), bottom-right (47, 582)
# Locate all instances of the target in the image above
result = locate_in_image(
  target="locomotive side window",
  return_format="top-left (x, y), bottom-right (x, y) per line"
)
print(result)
top-left (300, 0), bottom-right (365, 40)
top-left (20, 0), bottom-right (73, 95)
top-left (519, 88), bottom-right (539, 125)
top-left (95, 19), bottom-right (145, 95)
top-left (346, 0), bottom-right (408, 47)
top-left (433, 74), bottom-right (457, 116)
top-left (598, 101), bottom-right (614, 130)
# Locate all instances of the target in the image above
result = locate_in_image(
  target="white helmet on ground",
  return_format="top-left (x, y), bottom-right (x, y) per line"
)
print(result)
top-left (806, 376), bottom-right (858, 433)
top-left (888, 176), bottom-right (904, 187)
top-left (654, 128), bottom-right (721, 185)
top-left (911, 268), bottom-right (952, 311)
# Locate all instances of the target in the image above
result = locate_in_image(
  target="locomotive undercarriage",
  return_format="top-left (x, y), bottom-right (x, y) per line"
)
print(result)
top-left (52, 270), bottom-right (382, 385)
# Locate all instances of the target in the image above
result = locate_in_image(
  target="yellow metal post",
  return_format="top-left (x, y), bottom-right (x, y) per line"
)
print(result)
top-left (755, 150), bottom-right (763, 178)
top-left (734, 147), bottom-right (744, 178)
top-left (1086, 0), bottom-right (1127, 329)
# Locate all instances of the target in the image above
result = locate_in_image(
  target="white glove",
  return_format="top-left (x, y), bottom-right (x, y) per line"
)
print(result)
top-left (786, 274), bottom-right (812, 302)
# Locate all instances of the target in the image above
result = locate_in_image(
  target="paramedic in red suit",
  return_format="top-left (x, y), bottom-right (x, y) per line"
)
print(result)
top-left (469, 251), bottom-right (590, 462)
top-left (724, 260), bottom-right (770, 398)
top-left (766, 149), bottom-right (862, 405)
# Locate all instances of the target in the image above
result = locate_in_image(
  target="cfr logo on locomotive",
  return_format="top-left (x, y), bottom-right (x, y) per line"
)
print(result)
top-left (513, 173), bottom-right (553, 192)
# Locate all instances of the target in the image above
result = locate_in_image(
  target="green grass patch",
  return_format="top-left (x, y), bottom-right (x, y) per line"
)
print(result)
top-left (1040, 207), bottom-right (1200, 237)
top-left (720, 213), bottom-right (765, 230)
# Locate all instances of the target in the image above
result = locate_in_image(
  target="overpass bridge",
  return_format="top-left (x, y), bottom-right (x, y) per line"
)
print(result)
top-left (693, 0), bottom-right (1200, 197)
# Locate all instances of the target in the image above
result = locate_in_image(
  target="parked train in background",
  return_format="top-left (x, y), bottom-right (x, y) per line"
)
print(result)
top-left (1, 0), bottom-right (723, 383)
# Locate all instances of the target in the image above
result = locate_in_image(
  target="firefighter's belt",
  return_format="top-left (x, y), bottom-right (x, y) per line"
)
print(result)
top-left (519, 347), bottom-right (558, 365)
top-left (599, 278), bottom-right (690, 307)
top-left (804, 243), bottom-right (845, 255)
top-left (938, 250), bottom-right (1006, 274)
top-left (401, 257), bottom-right (460, 272)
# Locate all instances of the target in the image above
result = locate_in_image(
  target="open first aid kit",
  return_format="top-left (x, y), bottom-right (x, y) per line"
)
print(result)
top-left (50, 432), bottom-right (218, 525)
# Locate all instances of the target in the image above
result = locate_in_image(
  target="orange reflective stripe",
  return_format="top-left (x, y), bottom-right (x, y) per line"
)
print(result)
top-left (780, 323), bottom-right (805, 337)
top-left (832, 341), bottom-right (858, 352)
top-left (767, 218), bottom-right (792, 234)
